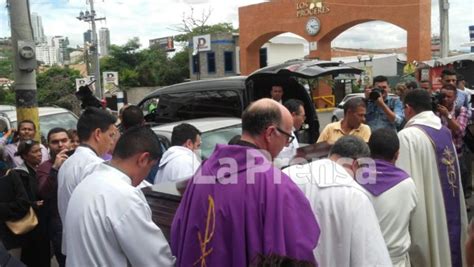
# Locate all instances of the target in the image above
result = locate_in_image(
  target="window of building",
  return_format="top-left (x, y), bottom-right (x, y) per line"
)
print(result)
top-left (224, 51), bottom-right (234, 72)
top-left (192, 55), bottom-right (200, 74)
top-left (259, 48), bottom-right (268, 68)
top-left (207, 52), bottom-right (216, 73)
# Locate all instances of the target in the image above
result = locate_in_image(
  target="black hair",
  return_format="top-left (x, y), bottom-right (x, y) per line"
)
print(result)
top-left (405, 81), bottom-right (419, 90)
top-left (18, 120), bottom-right (36, 131)
top-left (283, 99), bottom-right (304, 114)
top-left (441, 83), bottom-right (457, 95)
top-left (250, 254), bottom-right (315, 267)
top-left (441, 69), bottom-right (457, 78)
top-left (47, 127), bottom-right (68, 142)
top-left (329, 135), bottom-right (370, 159)
top-left (113, 126), bottom-right (162, 160)
top-left (343, 97), bottom-right (365, 115)
top-left (404, 89), bottom-right (432, 113)
top-left (171, 123), bottom-right (201, 146)
top-left (228, 135), bottom-right (241, 145)
top-left (15, 139), bottom-right (40, 158)
top-left (76, 107), bottom-right (117, 142)
top-left (242, 101), bottom-right (282, 136)
top-left (121, 105), bottom-right (144, 130)
top-left (457, 74), bottom-right (465, 85)
top-left (373, 75), bottom-right (388, 86)
top-left (369, 128), bottom-right (399, 161)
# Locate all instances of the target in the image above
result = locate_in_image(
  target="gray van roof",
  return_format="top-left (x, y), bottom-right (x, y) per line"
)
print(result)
top-left (142, 76), bottom-right (247, 102)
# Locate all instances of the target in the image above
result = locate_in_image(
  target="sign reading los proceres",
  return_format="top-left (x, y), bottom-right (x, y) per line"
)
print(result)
top-left (296, 0), bottom-right (330, 18)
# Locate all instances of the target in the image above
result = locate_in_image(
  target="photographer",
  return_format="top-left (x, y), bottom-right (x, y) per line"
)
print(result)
top-left (365, 75), bottom-right (405, 131)
top-left (436, 84), bottom-right (470, 206)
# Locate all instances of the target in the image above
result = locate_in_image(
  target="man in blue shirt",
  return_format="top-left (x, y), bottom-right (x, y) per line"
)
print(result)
top-left (365, 75), bottom-right (404, 131)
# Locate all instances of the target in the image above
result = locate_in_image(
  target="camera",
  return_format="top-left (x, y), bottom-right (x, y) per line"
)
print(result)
top-left (369, 88), bottom-right (383, 101)
top-left (431, 92), bottom-right (446, 112)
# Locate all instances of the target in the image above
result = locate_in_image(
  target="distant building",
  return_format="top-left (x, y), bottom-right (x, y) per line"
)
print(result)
top-left (431, 36), bottom-right (441, 58)
top-left (188, 33), bottom-right (307, 80)
top-left (69, 50), bottom-right (84, 64)
top-left (51, 36), bottom-right (70, 64)
top-left (99, 28), bottom-right (110, 56)
top-left (470, 25), bottom-right (474, 53)
top-left (31, 12), bottom-right (46, 44)
top-left (84, 30), bottom-right (92, 44)
top-left (35, 43), bottom-right (58, 66)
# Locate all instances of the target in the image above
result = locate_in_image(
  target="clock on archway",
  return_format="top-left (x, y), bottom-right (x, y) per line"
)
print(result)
top-left (305, 17), bottom-right (321, 36)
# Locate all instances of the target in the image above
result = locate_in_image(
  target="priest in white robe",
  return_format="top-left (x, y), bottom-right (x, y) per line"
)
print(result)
top-left (396, 89), bottom-right (468, 267)
top-left (360, 128), bottom-right (418, 267)
top-left (65, 127), bottom-right (175, 266)
top-left (284, 136), bottom-right (392, 267)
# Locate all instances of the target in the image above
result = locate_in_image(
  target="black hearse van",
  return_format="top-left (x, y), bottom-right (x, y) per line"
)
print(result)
top-left (138, 59), bottom-right (361, 143)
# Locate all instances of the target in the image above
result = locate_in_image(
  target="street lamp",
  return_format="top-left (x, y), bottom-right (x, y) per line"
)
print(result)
top-left (77, 1), bottom-right (105, 99)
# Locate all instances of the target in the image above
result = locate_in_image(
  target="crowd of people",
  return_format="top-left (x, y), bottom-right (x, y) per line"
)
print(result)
top-left (0, 68), bottom-right (473, 267)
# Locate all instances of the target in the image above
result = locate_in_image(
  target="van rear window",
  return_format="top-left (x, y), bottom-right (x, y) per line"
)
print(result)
top-left (146, 90), bottom-right (242, 124)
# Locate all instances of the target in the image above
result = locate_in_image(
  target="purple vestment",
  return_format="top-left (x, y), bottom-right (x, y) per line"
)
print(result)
top-left (360, 159), bottom-right (410, 196)
top-left (171, 144), bottom-right (320, 267)
top-left (414, 124), bottom-right (462, 267)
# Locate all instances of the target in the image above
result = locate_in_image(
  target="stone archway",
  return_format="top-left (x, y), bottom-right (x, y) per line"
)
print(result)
top-left (239, 0), bottom-right (431, 75)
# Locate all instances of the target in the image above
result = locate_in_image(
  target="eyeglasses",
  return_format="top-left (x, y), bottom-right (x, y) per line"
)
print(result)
top-left (275, 127), bottom-right (295, 144)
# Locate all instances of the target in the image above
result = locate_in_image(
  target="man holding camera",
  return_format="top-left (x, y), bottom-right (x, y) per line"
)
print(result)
top-left (365, 75), bottom-right (405, 131)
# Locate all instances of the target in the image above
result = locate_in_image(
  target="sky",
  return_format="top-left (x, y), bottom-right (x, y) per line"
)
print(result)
top-left (0, 0), bottom-right (473, 52)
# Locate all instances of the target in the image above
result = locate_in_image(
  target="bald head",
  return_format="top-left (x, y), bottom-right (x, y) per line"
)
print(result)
top-left (241, 98), bottom-right (293, 158)
top-left (242, 99), bottom-right (283, 136)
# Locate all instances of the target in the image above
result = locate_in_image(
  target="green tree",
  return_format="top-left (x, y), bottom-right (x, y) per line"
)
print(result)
top-left (100, 38), bottom-right (190, 87)
top-left (36, 65), bottom-right (82, 106)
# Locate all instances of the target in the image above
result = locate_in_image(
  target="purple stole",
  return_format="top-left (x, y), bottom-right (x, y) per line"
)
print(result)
top-left (413, 124), bottom-right (462, 267)
top-left (359, 159), bottom-right (409, 196)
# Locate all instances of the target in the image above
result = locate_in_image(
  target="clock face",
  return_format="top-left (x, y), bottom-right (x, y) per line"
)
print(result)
top-left (306, 17), bottom-right (321, 36)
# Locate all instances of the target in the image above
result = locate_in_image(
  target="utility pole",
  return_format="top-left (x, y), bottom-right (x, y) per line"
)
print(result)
top-left (77, 0), bottom-right (105, 99)
top-left (439, 0), bottom-right (450, 58)
top-left (7, 0), bottom-right (40, 141)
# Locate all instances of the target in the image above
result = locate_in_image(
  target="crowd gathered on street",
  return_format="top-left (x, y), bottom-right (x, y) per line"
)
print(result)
top-left (0, 68), bottom-right (474, 267)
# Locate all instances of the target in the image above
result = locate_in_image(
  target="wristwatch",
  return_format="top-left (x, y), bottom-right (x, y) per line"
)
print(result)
top-left (447, 114), bottom-right (453, 120)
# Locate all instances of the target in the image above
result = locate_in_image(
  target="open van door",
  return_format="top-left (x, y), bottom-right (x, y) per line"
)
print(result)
top-left (245, 59), bottom-right (362, 143)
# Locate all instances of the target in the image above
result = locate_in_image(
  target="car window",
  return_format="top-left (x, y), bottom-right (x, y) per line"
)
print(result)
top-left (145, 90), bottom-right (242, 124)
top-left (39, 112), bottom-right (78, 137)
top-left (200, 124), bottom-right (242, 159)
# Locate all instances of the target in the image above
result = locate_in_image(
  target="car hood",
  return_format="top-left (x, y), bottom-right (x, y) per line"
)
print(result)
top-left (246, 59), bottom-right (362, 80)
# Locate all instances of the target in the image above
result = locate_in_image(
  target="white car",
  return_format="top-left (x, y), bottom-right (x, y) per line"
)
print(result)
top-left (331, 93), bottom-right (365, 122)
top-left (0, 106), bottom-right (78, 138)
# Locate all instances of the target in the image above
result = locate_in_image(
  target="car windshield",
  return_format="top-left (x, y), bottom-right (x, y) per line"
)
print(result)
top-left (39, 112), bottom-right (78, 137)
top-left (200, 124), bottom-right (242, 159)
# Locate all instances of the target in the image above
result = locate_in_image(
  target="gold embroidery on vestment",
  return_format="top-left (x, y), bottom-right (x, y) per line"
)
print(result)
top-left (441, 147), bottom-right (457, 197)
top-left (194, 195), bottom-right (216, 267)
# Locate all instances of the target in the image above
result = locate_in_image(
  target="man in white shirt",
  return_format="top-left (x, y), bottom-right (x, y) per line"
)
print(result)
top-left (284, 136), bottom-right (392, 267)
top-left (65, 126), bottom-right (175, 266)
top-left (396, 89), bottom-right (468, 267)
top-left (361, 128), bottom-right (418, 267)
top-left (154, 123), bottom-right (201, 184)
top-left (275, 99), bottom-right (305, 168)
top-left (57, 107), bottom-right (117, 253)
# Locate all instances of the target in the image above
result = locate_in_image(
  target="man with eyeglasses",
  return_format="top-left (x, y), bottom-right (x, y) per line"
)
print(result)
top-left (171, 98), bottom-right (320, 266)
top-left (365, 75), bottom-right (405, 131)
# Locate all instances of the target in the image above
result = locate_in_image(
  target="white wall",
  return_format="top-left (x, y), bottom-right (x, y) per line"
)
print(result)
top-left (336, 54), bottom-right (399, 77)
top-left (264, 43), bottom-right (305, 66)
